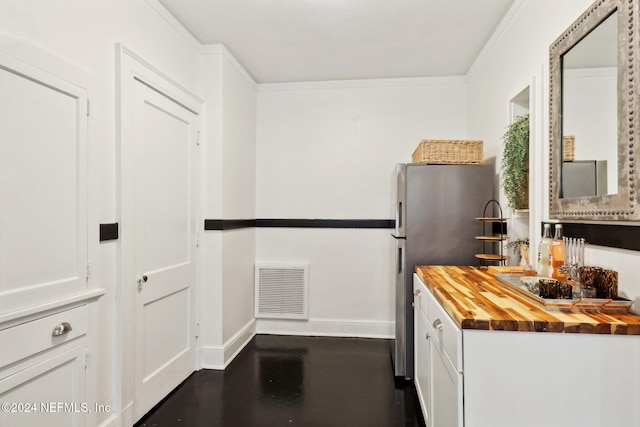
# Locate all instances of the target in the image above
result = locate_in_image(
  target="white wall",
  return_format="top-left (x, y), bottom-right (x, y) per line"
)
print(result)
top-left (219, 51), bottom-right (257, 347)
top-left (200, 48), bottom-right (257, 368)
top-left (255, 78), bottom-right (468, 336)
top-left (255, 228), bottom-right (395, 337)
top-left (256, 78), bottom-right (468, 218)
top-left (200, 52), bottom-right (225, 359)
top-left (467, 0), bottom-right (640, 313)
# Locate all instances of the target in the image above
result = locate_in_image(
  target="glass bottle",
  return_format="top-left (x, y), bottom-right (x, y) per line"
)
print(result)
top-left (537, 224), bottom-right (552, 277)
top-left (549, 224), bottom-right (565, 281)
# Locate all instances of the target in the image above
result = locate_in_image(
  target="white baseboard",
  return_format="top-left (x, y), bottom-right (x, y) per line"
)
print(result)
top-left (199, 318), bottom-right (392, 370)
top-left (255, 318), bottom-right (394, 339)
top-left (200, 319), bottom-right (256, 370)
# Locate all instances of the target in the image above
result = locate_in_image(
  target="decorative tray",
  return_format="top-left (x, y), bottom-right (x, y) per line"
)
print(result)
top-left (496, 275), bottom-right (633, 313)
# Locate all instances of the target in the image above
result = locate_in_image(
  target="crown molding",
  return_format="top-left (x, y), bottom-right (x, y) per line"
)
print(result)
top-left (145, 0), bottom-right (502, 91)
top-left (466, 0), bottom-right (526, 80)
top-left (257, 75), bottom-right (467, 92)
top-left (145, 0), bottom-right (258, 89)
top-left (144, 0), bottom-right (202, 53)
top-left (201, 44), bottom-right (258, 89)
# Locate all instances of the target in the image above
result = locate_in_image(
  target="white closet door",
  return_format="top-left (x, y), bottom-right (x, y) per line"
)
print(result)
top-left (119, 47), bottom-right (202, 422)
top-left (131, 78), bottom-right (198, 420)
top-left (0, 55), bottom-right (88, 313)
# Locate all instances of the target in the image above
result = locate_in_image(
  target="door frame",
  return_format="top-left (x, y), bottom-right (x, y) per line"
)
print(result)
top-left (116, 44), bottom-right (204, 425)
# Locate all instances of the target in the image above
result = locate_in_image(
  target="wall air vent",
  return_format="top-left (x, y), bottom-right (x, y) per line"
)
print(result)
top-left (255, 263), bottom-right (309, 320)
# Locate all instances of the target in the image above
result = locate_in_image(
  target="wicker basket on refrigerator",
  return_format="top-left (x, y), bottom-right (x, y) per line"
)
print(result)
top-left (412, 139), bottom-right (483, 165)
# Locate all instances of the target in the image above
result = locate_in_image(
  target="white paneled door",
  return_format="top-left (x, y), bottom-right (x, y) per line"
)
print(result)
top-left (119, 50), bottom-right (201, 422)
top-left (133, 80), bottom-right (198, 420)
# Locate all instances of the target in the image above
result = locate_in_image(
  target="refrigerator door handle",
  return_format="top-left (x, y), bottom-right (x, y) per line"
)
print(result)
top-left (397, 246), bottom-right (403, 275)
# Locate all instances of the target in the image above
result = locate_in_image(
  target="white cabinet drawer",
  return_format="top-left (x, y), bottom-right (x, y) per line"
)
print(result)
top-left (414, 274), bottom-right (430, 318)
top-left (0, 305), bottom-right (88, 369)
top-left (425, 289), bottom-right (462, 372)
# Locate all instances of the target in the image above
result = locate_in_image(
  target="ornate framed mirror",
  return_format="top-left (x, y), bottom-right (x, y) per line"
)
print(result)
top-left (549, 0), bottom-right (640, 220)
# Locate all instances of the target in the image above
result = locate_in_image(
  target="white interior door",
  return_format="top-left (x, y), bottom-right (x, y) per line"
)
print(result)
top-left (130, 78), bottom-right (199, 420)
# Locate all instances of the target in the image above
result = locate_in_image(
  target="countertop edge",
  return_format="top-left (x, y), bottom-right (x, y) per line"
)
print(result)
top-left (415, 266), bottom-right (640, 336)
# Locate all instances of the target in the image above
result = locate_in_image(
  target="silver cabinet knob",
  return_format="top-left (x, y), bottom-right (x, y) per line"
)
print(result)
top-left (433, 318), bottom-right (443, 331)
top-left (52, 322), bottom-right (72, 337)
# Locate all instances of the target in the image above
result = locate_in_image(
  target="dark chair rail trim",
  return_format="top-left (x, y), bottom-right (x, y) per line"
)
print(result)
top-left (204, 219), bottom-right (395, 230)
top-left (204, 219), bottom-right (257, 230)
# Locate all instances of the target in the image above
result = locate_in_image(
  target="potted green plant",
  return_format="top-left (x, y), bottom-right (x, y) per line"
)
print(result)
top-left (500, 114), bottom-right (529, 210)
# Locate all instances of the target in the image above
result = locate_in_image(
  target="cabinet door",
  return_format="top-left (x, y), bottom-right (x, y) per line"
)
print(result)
top-left (0, 53), bottom-right (88, 313)
top-left (415, 303), bottom-right (431, 427)
top-left (0, 345), bottom-right (86, 427)
top-left (431, 335), bottom-right (463, 427)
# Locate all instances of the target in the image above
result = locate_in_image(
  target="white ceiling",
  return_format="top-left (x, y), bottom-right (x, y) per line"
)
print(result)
top-left (157, 0), bottom-right (515, 84)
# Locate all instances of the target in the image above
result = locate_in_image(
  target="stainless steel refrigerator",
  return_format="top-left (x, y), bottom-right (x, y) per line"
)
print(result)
top-left (562, 160), bottom-right (608, 198)
top-left (391, 163), bottom-right (493, 381)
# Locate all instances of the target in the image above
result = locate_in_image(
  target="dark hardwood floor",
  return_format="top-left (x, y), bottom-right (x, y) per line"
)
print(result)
top-left (136, 334), bottom-right (425, 427)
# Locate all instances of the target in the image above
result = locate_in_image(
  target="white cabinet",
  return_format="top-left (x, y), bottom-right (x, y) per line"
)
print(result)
top-left (0, 42), bottom-right (105, 427)
top-left (414, 277), bottom-right (463, 427)
top-left (0, 51), bottom-right (89, 314)
top-left (0, 346), bottom-right (87, 427)
top-left (0, 306), bottom-right (89, 427)
top-left (414, 291), bottom-right (431, 426)
top-left (413, 273), bottom-right (640, 427)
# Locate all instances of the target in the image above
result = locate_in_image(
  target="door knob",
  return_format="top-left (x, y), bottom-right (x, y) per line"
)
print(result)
top-left (433, 318), bottom-right (444, 331)
top-left (137, 275), bottom-right (148, 291)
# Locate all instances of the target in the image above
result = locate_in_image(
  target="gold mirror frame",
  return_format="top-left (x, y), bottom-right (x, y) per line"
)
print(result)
top-left (550, 0), bottom-right (640, 220)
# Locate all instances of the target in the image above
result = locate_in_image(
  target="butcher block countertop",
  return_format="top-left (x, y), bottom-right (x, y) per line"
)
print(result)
top-left (415, 265), bottom-right (640, 335)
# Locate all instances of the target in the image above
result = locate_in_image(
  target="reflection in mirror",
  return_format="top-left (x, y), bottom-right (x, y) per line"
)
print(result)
top-left (561, 10), bottom-right (618, 197)
top-left (549, 0), bottom-right (640, 221)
